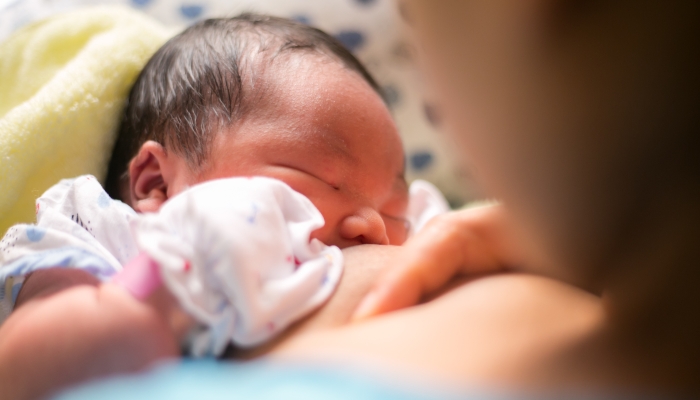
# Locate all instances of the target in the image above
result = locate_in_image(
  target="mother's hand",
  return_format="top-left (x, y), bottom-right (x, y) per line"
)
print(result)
top-left (353, 204), bottom-right (525, 320)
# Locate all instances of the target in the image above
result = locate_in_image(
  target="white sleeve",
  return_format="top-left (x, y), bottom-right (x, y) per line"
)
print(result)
top-left (0, 175), bottom-right (138, 325)
top-left (1, 175), bottom-right (137, 271)
top-left (131, 177), bottom-right (343, 357)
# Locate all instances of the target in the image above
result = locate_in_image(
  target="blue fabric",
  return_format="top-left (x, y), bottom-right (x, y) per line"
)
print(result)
top-left (0, 246), bottom-right (118, 282)
top-left (53, 359), bottom-right (662, 400)
top-left (53, 360), bottom-right (473, 400)
top-left (0, 246), bottom-right (120, 322)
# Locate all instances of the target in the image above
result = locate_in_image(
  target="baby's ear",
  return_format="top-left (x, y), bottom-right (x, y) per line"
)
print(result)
top-left (129, 141), bottom-right (171, 213)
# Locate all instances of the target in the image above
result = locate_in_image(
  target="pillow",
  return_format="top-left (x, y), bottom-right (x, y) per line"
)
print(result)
top-left (0, 0), bottom-right (481, 237)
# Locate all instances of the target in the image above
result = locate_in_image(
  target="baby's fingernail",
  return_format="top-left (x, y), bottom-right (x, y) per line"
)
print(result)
top-left (352, 291), bottom-right (380, 321)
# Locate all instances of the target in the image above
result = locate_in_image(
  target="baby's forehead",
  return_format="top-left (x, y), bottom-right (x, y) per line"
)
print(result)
top-left (251, 52), bottom-right (364, 101)
top-left (252, 54), bottom-right (381, 121)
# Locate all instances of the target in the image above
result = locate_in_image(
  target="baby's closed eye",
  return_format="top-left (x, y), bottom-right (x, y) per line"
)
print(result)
top-left (272, 164), bottom-right (340, 191)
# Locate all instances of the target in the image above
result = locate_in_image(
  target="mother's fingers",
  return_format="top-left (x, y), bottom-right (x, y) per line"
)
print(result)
top-left (351, 205), bottom-right (511, 321)
top-left (349, 263), bottom-right (423, 321)
top-left (351, 216), bottom-right (471, 320)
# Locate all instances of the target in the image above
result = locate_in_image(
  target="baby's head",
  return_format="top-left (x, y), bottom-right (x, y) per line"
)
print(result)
top-left (106, 14), bottom-right (408, 248)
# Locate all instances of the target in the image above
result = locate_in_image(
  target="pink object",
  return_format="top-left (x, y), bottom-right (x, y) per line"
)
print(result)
top-left (111, 252), bottom-right (163, 300)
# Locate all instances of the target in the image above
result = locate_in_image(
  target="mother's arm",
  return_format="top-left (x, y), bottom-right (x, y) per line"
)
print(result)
top-left (243, 245), bottom-right (603, 388)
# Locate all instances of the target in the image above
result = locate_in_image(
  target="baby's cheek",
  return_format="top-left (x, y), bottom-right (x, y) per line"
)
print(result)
top-left (309, 224), bottom-right (337, 247)
top-left (303, 193), bottom-right (342, 243)
top-left (307, 202), bottom-right (336, 243)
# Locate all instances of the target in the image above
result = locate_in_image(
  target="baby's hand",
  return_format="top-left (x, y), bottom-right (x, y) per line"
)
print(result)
top-left (352, 203), bottom-right (522, 320)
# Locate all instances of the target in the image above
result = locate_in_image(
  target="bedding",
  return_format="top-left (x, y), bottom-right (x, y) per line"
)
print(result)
top-left (0, 6), bottom-right (171, 234)
top-left (0, 0), bottom-right (479, 237)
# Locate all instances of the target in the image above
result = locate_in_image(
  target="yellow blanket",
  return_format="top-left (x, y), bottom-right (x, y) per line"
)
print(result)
top-left (0, 6), bottom-right (171, 234)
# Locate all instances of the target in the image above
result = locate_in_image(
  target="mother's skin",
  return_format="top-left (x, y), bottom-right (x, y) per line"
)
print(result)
top-left (236, 245), bottom-right (602, 390)
top-left (237, 0), bottom-right (700, 393)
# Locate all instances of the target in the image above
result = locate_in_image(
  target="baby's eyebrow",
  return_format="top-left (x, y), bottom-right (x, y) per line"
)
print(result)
top-left (297, 130), bottom-right (354, 166)
top-left (323, 133), bottom-right (355, 161)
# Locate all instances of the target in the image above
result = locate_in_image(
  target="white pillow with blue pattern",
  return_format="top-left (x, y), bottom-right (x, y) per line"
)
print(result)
top-left (0, 0), bottom-right (480, 206)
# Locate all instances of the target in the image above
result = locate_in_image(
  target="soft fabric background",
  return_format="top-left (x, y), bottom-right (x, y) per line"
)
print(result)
top-left (0, 0), bottom-right (482, 234)
top-left (0, 5), bottom-right (171, 235)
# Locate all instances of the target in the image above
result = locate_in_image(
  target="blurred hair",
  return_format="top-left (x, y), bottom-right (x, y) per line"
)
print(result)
top-left (105, 13), bottom-right (382, 199)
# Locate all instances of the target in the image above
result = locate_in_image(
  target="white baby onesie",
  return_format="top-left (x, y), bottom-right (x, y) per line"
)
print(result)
top-left (0, 176), bottom-right (138, 320)
top-left (0, 175), bottom-right (448, 356)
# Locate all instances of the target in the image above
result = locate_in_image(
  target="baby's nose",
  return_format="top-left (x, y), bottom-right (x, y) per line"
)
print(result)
top-left (339, 208), bottom-right (390, 246)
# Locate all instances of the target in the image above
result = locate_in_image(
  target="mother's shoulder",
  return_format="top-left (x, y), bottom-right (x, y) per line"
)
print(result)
top-left (435, 272), bottom-right (601, 318)
top-left (430, 272), bottom-right (603, 339)
top-left (273, 272), bottom-right (603, 385)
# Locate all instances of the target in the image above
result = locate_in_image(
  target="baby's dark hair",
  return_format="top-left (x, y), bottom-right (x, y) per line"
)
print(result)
top-left (105, 13), bottom-right (382, 200)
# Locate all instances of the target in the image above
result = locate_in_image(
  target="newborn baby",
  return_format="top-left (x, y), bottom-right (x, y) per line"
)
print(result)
top-left (0, 14), bottom-right (446, 400)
